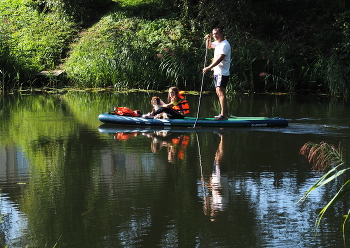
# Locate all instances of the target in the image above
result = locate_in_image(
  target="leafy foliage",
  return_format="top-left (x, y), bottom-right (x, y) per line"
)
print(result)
top-left (63, 15), bottom-right (200, 89)
top-left (25, 0), bottom-right (114, 25)
top-left (0, 0), bottom-right (76, 87)
top-left (2, 0), bottom-right (350, 94)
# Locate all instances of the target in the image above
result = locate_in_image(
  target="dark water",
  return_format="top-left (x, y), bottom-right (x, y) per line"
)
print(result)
top-left (1, 92), bottom-right (350, 247)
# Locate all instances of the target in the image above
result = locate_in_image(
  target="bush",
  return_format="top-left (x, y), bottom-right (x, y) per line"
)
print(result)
top-left (2, 0), bottom-right (350, 94)
top-left (25, 0), bottom-right (114, 26)
top-left (63, 14), bottom-right (202, 90)
top-left (0, 0), bottom-right (77, 87)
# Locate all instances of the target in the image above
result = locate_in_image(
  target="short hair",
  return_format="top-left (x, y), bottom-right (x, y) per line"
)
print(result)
top-left (213, 27), bottom-right (224, 33)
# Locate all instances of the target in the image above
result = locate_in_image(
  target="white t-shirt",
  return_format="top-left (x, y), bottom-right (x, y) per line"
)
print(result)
top-left (211, 39), bottom-right (231, 76)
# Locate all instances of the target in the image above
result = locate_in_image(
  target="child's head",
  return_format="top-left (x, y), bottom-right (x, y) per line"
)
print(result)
top-left (169, 86), bottom-right (179, 95)
top-left (168, 86), bottom-right (180, 102)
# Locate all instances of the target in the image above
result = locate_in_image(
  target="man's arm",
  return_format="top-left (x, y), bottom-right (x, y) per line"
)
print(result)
top-left (205, 34), bottom-right (212, 49)
top-left (203, 54), bottom-right (226, 73)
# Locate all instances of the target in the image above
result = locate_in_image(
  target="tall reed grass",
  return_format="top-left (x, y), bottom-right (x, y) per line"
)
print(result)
top-left (299, 141), bottom-right (350, 246)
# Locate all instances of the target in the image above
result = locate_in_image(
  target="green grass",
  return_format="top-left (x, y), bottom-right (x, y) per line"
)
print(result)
top-left (63, 13), bottom-right (201, 90)
top-left (0, 0), bottom-right (76, 88)
top-left (1, 0), bottom-right (350, 95)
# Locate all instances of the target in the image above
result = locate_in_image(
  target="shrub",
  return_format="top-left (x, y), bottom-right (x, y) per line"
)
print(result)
top-left (63, 14), bottom-right (202, 90)
top-left (0, 0), bottom-right (77, 87)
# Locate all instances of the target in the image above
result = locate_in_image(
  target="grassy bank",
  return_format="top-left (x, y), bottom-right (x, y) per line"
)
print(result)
top-left (63, 14), bottom-right (201, 90)
top-left (1, 0), bottom-right (350, 96)
top-left (0, 0), bottom-right (77, 88)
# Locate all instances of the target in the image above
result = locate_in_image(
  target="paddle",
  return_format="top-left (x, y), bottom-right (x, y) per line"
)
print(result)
top-left (196, 132), bottom-right (206, 197)
top-left (193, 39), bottom-right (208, 128)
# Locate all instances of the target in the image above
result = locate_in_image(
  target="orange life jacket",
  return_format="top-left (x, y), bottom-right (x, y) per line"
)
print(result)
top-left (114, 107), bottom-right (141, 117)
top-left (172, 135), bottom-right (189, 148)
top-left (115, 132), bottom-right (138, 140)
top-left (171, 135), bottom-right (189, 160)
top-left (171, 92), bottom-right (190, 115)
top-left (178, 150), bottom-right (185, 160)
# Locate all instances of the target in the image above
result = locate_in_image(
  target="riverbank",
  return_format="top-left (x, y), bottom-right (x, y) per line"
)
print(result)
top-left (1, 0), bottom-right (350, 96)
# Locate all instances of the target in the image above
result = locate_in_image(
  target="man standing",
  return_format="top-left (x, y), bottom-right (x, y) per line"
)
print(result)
top-left (203, 27), bottom-right (231, 120)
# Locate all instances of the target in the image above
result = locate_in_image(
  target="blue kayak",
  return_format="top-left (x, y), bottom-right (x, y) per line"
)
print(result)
top-left (98, 113), bottom-right (288, 127)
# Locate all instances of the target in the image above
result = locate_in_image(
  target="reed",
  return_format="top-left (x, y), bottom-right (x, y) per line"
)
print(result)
top-left (299, 141), bottom-right (350, 246)
top-left (300, 141), bottom-right (343, 171)
top-left (320, 50), bottom-right (350, 97)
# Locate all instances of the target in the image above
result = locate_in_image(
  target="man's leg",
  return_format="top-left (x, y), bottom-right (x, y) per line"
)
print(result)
top-left (216, 86), bottom-right (227, 117)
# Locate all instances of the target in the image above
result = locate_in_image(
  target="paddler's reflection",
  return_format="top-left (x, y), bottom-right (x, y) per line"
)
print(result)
top-left (200, 133), bottom-right (229, 221)
top-left (150, 132), bottom-right (189, 163)
top-left (112, 130), bottom-right (189, 164)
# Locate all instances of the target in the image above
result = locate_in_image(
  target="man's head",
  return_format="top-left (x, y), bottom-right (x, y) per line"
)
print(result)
top-left (212, 27), bottom-right (224, 42)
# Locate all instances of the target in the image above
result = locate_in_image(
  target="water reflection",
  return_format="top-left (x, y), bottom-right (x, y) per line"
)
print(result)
top-left (111, 129), bottom-right (190, 164)
top-left (95, 124), bottom-right (350, 246)
top-left (0, 146), bottom-right (29, 184)
top-left (150, 132), bottom-right (189, 164)
top-left (199, 133), bottom-right (229, 221)
top-left (109, 127), bottom-right (230, 221)
top-left (2, 93), bottom-right (350, 247)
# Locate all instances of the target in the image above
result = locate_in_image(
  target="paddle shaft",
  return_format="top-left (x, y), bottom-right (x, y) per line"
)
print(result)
top-left (196, 132), bottom-right (206, 196)
top-left (193, 42), bottom-right (208, 128)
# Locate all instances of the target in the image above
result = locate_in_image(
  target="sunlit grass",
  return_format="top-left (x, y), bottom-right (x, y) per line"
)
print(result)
top-left (63, 13), bottom-right (200, 90)
top-left (119, 0), bottom-right (155, 5)
top-left (0, 0), bottom-right (76, 88)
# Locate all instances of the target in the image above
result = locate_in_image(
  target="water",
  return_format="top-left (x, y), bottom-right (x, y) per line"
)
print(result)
top-left (0, 92), bottom-right (350, 247)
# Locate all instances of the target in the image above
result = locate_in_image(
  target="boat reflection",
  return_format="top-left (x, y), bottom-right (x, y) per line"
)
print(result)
top-left (98, 123), bottom-right (225, 134)
top-left (115, 130), bottom-right (189, 164)
top-left (113, 132), bottom-right (139, 140)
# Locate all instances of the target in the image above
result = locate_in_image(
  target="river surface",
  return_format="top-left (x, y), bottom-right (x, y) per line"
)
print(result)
top-left (0, 91), bottom-right (350, 247)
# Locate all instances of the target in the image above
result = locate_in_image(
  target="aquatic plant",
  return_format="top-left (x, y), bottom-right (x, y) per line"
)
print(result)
top-left (300, 141), bottom-right (343, 171)
top-left (299, 141), bottom-right (350, 247)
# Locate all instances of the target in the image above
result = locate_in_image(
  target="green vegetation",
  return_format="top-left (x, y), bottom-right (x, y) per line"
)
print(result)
top-left (299, 141), bottom-right (350, 247)
top-left (1, 0), bottom-right (350, 95)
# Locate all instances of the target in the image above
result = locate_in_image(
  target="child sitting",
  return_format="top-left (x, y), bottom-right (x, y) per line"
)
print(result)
top-left (143, 87), bottom-right (190, 119)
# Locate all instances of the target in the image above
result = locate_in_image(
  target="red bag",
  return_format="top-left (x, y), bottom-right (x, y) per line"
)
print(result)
top-left (114, 107), bottom-right (141, 117)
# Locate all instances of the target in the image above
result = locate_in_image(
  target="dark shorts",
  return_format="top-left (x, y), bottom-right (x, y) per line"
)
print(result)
top-left (214, 75), bottom-right (229, 88)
